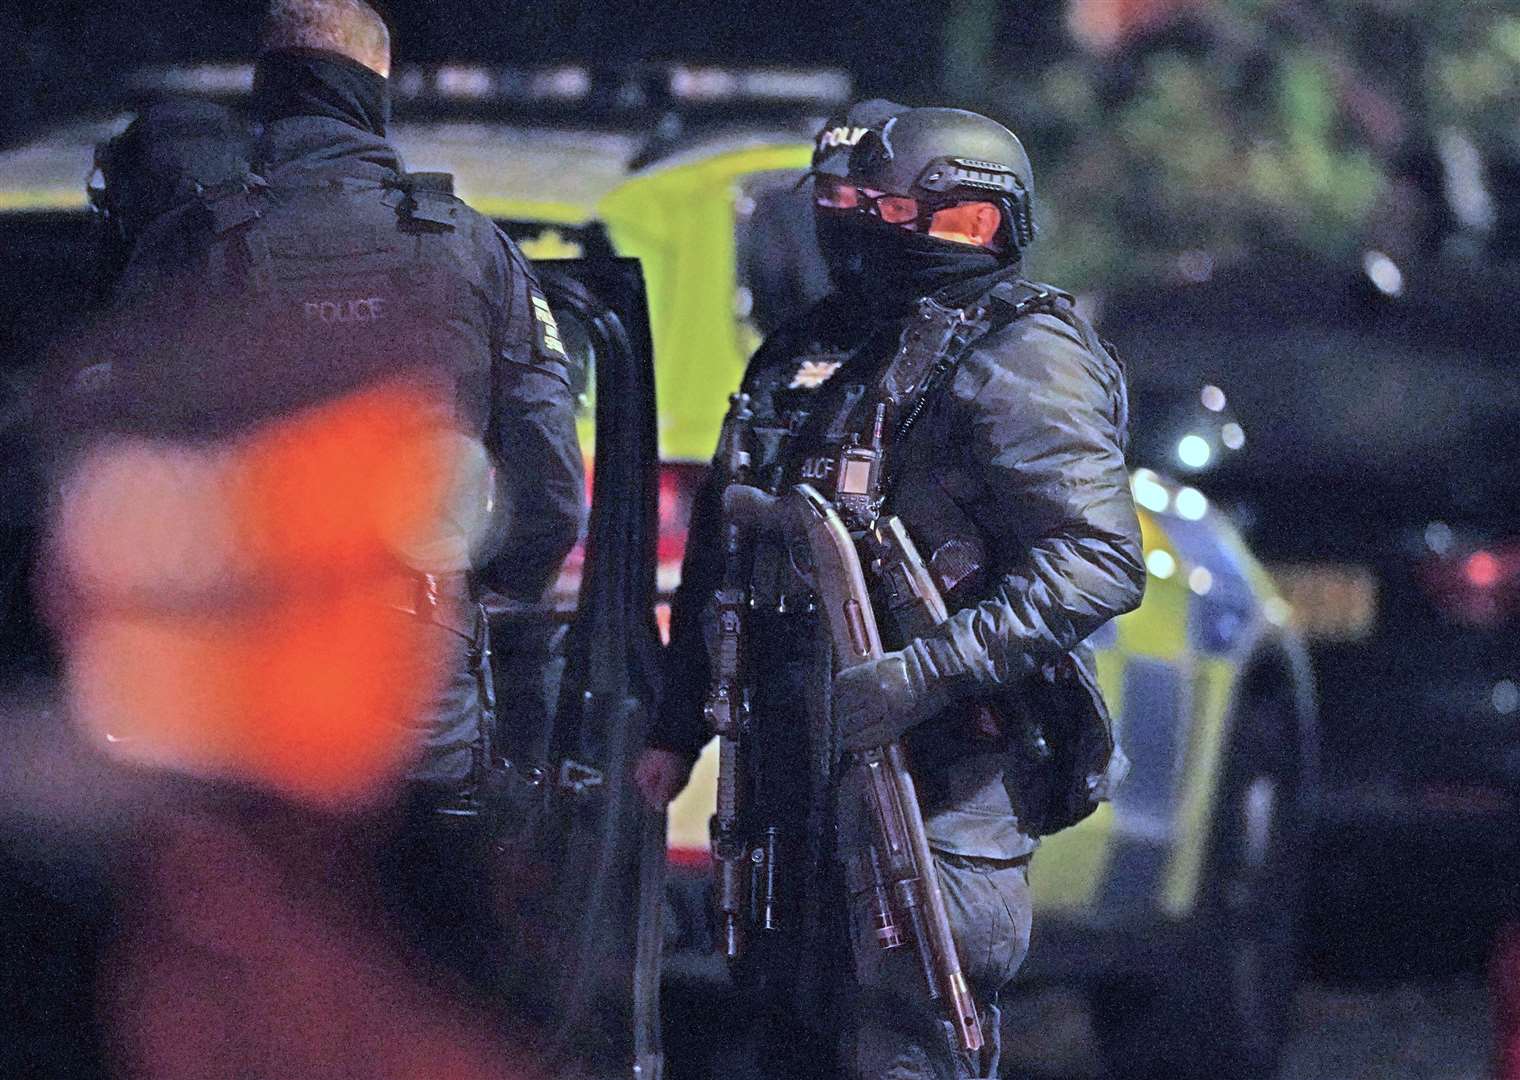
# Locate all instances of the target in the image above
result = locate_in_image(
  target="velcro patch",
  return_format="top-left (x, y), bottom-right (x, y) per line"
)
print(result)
top-left (789, 357), bottom-right (843, 390)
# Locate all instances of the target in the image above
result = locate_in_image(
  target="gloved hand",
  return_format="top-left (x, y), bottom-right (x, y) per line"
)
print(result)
top-left (634, 747), bottom-right (696, 809)
top-left (832, 644), bottom-right (953, 753)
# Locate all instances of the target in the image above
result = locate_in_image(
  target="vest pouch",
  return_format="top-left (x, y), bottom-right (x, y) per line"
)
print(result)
top-left (1015, 646), bottom-right (1120, 837)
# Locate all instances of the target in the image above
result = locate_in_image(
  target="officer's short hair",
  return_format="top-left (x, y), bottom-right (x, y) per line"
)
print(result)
top-left (259, 0), bottom-right (391, 73)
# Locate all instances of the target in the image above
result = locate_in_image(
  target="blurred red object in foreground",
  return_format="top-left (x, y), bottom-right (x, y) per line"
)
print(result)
top-left (49, 380), bottom-right (466, 810)
top-left (107, 806), bottom-right (536, 1080)
top-left (1496, 924), bottom-right (1520, 1080)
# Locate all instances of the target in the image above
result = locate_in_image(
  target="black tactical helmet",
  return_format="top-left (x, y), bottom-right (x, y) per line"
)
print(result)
top-left (810, 101), bottom-right (1037, 253)
top-left (89, 100), bottom-right (252, 248)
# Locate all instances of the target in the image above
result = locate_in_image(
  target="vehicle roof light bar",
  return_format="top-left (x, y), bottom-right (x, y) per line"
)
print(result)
top-left (125, 62), bottom-right (850, 112)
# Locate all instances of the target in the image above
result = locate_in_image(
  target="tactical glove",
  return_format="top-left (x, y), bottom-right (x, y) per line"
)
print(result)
top-left (832, 642), bottom-right (957, 753)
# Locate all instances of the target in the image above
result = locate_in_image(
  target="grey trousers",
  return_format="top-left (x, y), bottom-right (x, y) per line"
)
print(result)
top-left (842, 850), bottom-right (1033, 1080)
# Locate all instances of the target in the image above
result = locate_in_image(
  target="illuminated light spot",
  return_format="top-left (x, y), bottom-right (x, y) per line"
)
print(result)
top-left (1466, 551), bottom-right (1501, 589)
top-left (1263, 597), bottom-right (1292, 626)
top-left (435, 65), bottom-right (495, 99)
top-left (1189, 566), bottom-right (1214, 595)
top-left (1132, 471), bottom-right (1171, 514)
top-left (1146, 549), bottom-right (1177, 580)
top-left (1362, 250), bottom-right (1405, 297)
top-left (1221, 422), bottom-right (1246, 451)
top-left (1175, 487), bottom-right (1208, 521)
top-left (1177, 434), bottom-right (1212, 470)
top-left (1425, 521), bottom-right (1454, 555)
top-left (1494, 681), bottom-right (1520, 715)
top-left (1200, 385), bottom-right (1226, 412)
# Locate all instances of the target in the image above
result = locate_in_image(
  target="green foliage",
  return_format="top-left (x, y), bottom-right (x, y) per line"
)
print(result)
top-left (1026, 33), bottom-right (1389, 291)
top-left (981, 0), bottom-right (1516, 290)
top-left (1428, 12), bottom-right (1520, 149)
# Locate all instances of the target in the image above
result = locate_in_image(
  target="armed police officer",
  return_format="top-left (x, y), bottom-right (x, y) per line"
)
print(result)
top-left (85, 0), bottom-right (585, 995)
top-left (637, 102), bottom-right (1144, 1079)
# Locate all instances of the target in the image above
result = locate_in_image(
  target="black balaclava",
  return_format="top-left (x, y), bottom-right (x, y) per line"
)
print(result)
top-left (815, 210), bottom-right (1011, 315)
top-left (251, 48), bottom-right (390, 136)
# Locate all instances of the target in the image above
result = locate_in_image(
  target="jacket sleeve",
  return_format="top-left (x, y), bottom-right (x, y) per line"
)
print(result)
top-left (476, 232), bottom-right (587, 601)
top-left (648, 463), bottom-right (725, 758)
top-left (910, 313), bottom-right (1146, 691)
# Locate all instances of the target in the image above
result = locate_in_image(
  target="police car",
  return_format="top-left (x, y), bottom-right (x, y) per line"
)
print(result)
top-left (0, 64), bottom-right (1315, 1080)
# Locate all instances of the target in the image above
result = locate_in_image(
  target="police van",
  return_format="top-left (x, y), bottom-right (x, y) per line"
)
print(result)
top-left (0, 64), bottom-right (1315, 1080)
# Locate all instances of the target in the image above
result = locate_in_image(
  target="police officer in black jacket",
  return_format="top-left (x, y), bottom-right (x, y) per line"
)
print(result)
top-left (99, 0), bottom-right (584, 989)
top-left (638, 102), bottom-right (1144, 1079)
top-left (114, 0), bottom-right (584, 792)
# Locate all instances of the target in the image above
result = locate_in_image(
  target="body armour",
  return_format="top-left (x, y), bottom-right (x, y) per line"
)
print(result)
top-left (657, 273), bottom-right (1145, 859)
top-left (96, 109), bottom-right (585, 788)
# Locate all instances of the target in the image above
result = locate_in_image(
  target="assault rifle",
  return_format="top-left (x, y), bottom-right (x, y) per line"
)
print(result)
top-left (788, 483), bottom-right (984, 1054)
top-left (707, 392), bottom-right (755, 960)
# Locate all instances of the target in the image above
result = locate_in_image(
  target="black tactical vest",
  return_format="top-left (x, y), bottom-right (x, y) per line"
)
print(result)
top-left (170, 174), bottom-right (495, 440)
top-left (738, 280), bottom-right (1113, 617)
top-left (731, 281), bottom-right (1129, 841)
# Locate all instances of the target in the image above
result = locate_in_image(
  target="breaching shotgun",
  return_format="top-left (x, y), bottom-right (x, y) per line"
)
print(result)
top-left (787, 483), bottom-right (983, 1054)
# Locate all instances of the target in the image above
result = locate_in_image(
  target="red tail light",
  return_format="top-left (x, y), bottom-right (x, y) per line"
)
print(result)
top-left (1419, 544), bottom-right (1520, 627)
top-left (655, 463), bottom-right (707, 640)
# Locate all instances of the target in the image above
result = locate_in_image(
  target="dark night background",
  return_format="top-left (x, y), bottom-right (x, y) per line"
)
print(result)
top-left (0, 1), bottom-right (1064, 144)
top-left (3, 2), bottom-right (1517, 1078)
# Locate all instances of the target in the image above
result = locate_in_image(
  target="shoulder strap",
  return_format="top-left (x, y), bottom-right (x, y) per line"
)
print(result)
top-left (994, 278), bottom-right (1124, 373)
top-left (874, 279), bottom-right (1087, 497)
top-left (204, 169), bottom-right (461, 233)
top-left (398, 185), bottom-right (460, 231)
top-left (197, 173), bottom-right (269, 236)
top-left (889, 279), bottom-right (1062, 444)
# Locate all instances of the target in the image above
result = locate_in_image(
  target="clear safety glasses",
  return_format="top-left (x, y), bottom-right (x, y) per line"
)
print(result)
top-left (812, 174), bottom-right (929, 226)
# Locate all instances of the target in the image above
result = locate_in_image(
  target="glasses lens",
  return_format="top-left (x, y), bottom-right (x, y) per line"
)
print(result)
top-left (814, 178), bottom-right (860, 211)
top-left (876, 196), bottom-right (920, 225)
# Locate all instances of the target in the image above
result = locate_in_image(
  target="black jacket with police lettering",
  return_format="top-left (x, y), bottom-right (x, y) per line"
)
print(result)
top-left (92, 52), bottom-right (585, 785)
top-left (654, 274), bottom-right (1145, 857)
top-left (112, 66), bottom-right (584, 605)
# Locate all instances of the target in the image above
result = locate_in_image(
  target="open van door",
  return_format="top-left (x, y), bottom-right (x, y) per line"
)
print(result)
top-left (487, 256), bottom-right (665, 1079)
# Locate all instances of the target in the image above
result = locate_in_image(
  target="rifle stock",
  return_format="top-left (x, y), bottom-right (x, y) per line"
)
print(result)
top-left (788, 484), bottom-right (983, 1054)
